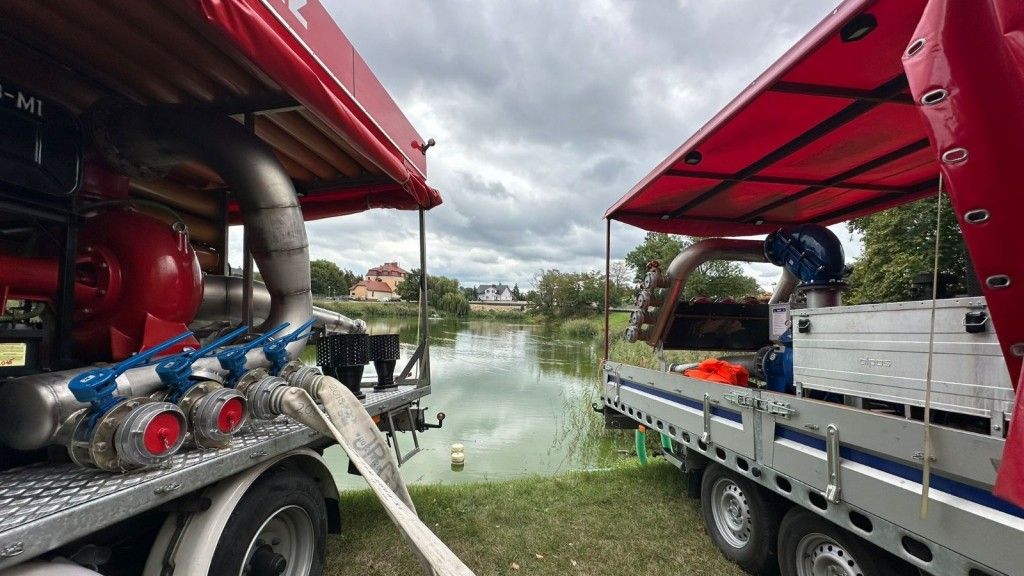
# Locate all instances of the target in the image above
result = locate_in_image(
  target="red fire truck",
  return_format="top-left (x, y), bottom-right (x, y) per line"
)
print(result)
top-left (0, 1), bottom-right (447, 574)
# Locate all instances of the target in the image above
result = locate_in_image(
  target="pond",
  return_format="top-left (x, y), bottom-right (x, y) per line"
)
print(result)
top-left (311, 317), bottom-right (628, 489)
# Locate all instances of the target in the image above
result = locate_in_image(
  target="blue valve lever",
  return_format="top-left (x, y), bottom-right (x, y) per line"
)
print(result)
top-left (155, 325), bottom-right (249, 402)
top-left (217, 322), bottom-right (291, 386)
top-left (264, 318), bottom-right (316, 375)
top-left (69, 331), bottom-right (196, 431)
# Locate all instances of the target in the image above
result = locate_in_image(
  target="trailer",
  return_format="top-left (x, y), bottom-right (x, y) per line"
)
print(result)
top-left (602, 1), bottom-right (1024, 575)
top-left (0, 1), bottom-right (450, 574)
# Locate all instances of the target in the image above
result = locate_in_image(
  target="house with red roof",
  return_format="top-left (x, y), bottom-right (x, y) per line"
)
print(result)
top-left (350, 261), bottom-right (409, 301)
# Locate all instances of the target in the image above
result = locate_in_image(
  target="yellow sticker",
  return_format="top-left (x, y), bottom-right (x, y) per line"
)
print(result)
top-left (0, 343), bottom-right (27, 368)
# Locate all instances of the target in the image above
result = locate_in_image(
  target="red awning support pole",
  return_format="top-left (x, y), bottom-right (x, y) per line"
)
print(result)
top-left (604, 218), bottom-right (611, 362)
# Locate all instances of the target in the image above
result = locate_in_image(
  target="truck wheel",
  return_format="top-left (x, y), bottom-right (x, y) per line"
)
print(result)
top-left (209, 467), bottom-right (327, 576)
top-left (700, 463), bottom-right (779, 574)
top-left (778, 508), bottom-right (901, 576)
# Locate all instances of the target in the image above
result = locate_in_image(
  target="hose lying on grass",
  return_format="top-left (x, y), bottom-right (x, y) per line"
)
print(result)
top-left (276, 376), bottom-right (475, 576)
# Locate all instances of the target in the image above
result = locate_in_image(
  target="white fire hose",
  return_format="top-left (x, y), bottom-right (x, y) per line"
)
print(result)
top-left (277, 376), bottom-right (475, 576)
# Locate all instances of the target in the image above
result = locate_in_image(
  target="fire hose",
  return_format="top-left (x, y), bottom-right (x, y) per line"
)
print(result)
top-left (277, 376), bottom-right (475, 576)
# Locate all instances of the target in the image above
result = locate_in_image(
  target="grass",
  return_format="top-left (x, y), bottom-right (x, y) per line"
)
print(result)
top-left (316, 300), bottom-right (423, 318)
top-left (325, 460), bottom-right (743, 576)
top-left (315, 300), bottom-right (536, 321)
top-left (559, 317), bottom-right (601, 339)
top-left (553, 312), bottom-right (706, 370)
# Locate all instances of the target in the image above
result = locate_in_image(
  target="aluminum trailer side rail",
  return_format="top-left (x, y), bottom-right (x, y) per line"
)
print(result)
top-left (0, 384), bottom-right (428, 570)
top-left (602, 361), bottom-right (1023, 576)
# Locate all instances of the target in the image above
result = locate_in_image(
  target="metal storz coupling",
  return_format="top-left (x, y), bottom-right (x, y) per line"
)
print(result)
top-left (66, 332), bottom-right (195, 471)
top-left (235, 370), bottom-right (290, 420)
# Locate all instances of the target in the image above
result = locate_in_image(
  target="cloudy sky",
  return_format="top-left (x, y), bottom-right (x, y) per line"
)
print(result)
top-left (240, 0), bottom-right (857, 290)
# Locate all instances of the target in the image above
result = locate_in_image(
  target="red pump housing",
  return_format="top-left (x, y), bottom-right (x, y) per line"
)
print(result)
top-left (0, 209), bottom-right (203, 361)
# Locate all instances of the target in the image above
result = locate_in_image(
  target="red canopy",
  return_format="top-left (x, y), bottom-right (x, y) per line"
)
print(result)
top-left (191, 0), bottom-right (441, 220)
top-left (605, 0), bottom-right (934, 237)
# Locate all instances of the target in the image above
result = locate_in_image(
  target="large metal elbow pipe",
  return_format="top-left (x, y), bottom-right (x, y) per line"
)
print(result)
top-left (770, 268), bottom-right (799, 304)
top-left (645, 239), bottom-right (768, 347)
top-left (89, 102), bottom-right (313, 350)
top-left (196, 276), bottom-right (366, 335)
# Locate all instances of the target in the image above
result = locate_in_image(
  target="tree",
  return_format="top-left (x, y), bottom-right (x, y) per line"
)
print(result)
top-left (310, 259), bottom-right (349, 297)
top-left (529, 269), bottom-right (604, 317)
top-left (438, 292), bottom-right (470, 317)
top-left (847, 195), bottom-right (968, 304)
top-left (624, 233), bottom-right (759, 299)
top-left (460, 286), bottom-right (478, 301)
top-left (624, 233), bottom-right (684, 284)
top-left (396, 268), bottom-right (463, 308)
top-left (511, 284), bottom-right (522, 301)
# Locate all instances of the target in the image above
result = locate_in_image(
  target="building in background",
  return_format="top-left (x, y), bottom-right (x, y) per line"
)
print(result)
top-left (350, 279), bottom-right (394, 301)
top-left (350, 262), bottom-right (408, 301)
top-left (476, 284), bottom-right (514, 301)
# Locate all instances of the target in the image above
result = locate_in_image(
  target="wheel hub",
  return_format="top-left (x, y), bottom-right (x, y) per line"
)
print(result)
top-left (240, 505), bottom-right (314, 576)
top-left (249, 545), bottom-right (287, 576)
top-left (796, 533), bottom-right (862, 576)
top-left (710, 478), bottom-right (752, 548)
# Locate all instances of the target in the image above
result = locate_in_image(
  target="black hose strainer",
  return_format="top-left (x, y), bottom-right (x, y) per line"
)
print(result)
top-left (368, 334), bottom-right (400, 391)
top-left (316, 333), bottom-right (368, 400)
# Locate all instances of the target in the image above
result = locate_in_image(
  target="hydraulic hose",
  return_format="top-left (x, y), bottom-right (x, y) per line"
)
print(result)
top-left (635, 426), bottom-right (649, 465)
top-left (276, 378), bottom-right (473, 575)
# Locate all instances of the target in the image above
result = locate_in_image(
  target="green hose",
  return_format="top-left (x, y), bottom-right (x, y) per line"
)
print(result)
top-left (661, 433), bottom-right (673, 452)
top-left (635, 428), bottom-right (648, 465)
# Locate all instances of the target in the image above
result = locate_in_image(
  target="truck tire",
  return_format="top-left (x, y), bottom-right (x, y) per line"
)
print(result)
top-left (778, 508), bottom-right (903, 576)
top-left (209, 467), bottom-right (327, 576)
top-left (700, 463), bottom-right (780, 574)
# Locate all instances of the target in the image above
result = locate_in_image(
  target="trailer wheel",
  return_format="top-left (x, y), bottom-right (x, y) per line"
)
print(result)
top-left (209, 467), bottom-right (327, 576)
top-left (700, 463), bottom-right (779, 574)
top-left (778, 508), bottom-right (901, 576)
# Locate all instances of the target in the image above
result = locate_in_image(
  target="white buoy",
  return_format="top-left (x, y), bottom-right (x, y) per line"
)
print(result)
top-left (450, 443), bottom-right (464, 454)
top-left (450, 451), bottom-right (465, 464)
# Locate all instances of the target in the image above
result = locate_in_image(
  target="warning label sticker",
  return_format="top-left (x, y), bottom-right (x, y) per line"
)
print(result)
top-left (0, 343), bottom-right (27, 367)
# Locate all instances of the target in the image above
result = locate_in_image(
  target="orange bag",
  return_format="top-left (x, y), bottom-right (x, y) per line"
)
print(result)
top-left (683, 358), bottom-right (750, 387)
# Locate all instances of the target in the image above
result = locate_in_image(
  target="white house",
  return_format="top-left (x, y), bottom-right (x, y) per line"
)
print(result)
top-left (476, 284), bottom-right (514, 301)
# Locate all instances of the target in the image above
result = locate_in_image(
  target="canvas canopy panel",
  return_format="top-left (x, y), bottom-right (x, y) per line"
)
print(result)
top-left (0, 0), bottom-right (440, 222)
top-left (605, 0), bottom-right (934, 238)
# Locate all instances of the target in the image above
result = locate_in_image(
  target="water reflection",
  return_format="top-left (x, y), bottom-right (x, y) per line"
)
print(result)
top-left (316, 317), bottom-right (625, 488)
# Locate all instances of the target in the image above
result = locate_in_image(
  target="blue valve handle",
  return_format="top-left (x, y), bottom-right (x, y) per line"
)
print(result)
top-left (155, 325), bottom-right (249, 401)
top-left (217, 322), bottom-right (291, 386)
top-left (69, 331), bottom-right (196, 436)
top-left (69, 331), bottom-right (195, 407)
top-left (264, 318), bottom-right (316, 375)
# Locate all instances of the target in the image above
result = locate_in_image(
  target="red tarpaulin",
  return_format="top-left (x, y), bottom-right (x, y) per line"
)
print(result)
top-left (607, 0), bottom-right (1024, 505)
top-left (188, 0), bottom-right (442, 220)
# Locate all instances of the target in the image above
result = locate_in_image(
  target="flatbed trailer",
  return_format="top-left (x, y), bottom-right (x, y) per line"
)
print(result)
top-left (602, 1), bottom-right (1024, 575)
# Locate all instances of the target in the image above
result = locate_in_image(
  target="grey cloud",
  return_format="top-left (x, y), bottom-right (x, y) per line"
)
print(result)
top-left (238, 1), bottom-right (846, 288)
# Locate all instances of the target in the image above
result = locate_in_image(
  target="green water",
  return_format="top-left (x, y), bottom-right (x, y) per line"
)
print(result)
top-left (315, 318), bottom-right (626, 488)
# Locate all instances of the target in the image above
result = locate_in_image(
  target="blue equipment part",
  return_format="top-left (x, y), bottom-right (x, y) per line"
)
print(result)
top-left (764, 224), bottom-right (845, 287)
top-left (69, 330), bottom-right (195, 432)
top-left (217, 322), bottom-right (291, 386)
top-left (761, 329), bottom-right (794, 392)
top-left (155, 325), bottom-right (249, 402)
top-left (264, 318), bottom-right (316, 375)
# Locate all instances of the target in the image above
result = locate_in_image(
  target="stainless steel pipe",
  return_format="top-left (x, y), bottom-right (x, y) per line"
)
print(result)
top-left (645, 239), bottom-right (769, 347)
top-left (196, 275), bottom-right (366, 335)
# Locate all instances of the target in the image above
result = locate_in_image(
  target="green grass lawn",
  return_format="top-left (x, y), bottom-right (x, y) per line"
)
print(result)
top-left (326, 460), bottom-right (744, 576)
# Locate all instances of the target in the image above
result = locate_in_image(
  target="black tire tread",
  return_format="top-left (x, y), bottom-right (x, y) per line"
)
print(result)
top-left (700, 463), bottom-right (780, 575)
top-left (208, 466), bottom-right (327, 576)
